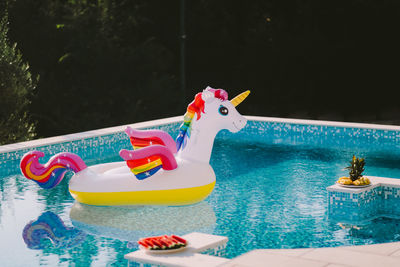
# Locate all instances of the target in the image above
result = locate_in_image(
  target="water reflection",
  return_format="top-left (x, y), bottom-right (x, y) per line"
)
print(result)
top-left (337, 217), bottom-right (400, 242)
top-left (69, 201), bottom-right (216, 242)
top-left (22, 211), bottom-right (86, 249)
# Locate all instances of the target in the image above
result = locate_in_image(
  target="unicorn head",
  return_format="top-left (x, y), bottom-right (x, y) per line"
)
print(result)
top-left (200, 86), bottom-right (249, 133)
top-left (176, 86), bottom-right (250, 163)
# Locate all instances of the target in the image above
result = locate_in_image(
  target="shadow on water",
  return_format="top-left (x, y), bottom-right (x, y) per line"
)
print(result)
top-left (69, 201), bottom-right (216, 241)
top-left (336, 217), bottom-right (400, 242)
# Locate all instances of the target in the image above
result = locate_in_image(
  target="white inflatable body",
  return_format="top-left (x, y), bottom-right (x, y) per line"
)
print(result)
top-left (69, 158), bottom-right (216, 206)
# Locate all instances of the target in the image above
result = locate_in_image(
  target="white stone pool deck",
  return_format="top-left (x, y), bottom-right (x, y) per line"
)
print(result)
top-left (222, 242), bottom-right (400, 267)
top-left (124, 237), bottom-right (400, 267)
top-left (3, 116), bottom-right (400, 267)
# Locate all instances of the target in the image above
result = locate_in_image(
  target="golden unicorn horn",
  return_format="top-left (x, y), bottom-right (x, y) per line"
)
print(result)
top-left (230, 90), bottom-right (250, 107)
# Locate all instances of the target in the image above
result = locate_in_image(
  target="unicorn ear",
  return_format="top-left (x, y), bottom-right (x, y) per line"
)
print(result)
top-left (201, 89), bottom-right (215, 103)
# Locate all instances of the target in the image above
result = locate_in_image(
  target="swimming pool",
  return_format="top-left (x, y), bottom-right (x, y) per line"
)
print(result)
top-left (1, 116), bottom-right (400, 266)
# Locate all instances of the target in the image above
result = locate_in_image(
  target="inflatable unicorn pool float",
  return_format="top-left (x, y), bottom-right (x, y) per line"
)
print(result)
top-left (20, 87), bottom-right (250, 206)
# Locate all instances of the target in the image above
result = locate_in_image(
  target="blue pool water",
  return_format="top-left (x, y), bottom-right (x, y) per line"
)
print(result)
top-left (1, 120), bottom-right (400, 265)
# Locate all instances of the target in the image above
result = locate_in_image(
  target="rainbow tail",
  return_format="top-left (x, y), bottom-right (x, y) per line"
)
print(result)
top-left (20, 151), bottom-right (87, 189)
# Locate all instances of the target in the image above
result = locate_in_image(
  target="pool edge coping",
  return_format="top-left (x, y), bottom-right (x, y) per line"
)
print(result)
top-left (246, 115), bottom-right (400, 131)
top-left (0, 116), bottom-right (183, 154)
top-left (2, 115), bottom-right (400, 155)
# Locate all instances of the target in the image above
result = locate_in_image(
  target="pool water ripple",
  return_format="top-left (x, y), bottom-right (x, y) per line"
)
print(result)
top-left (2, 121), bottom-right (400, 265)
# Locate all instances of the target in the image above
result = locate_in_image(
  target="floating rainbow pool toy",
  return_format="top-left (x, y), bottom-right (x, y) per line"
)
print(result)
top-left (20, 87), bottom-right (250, 206)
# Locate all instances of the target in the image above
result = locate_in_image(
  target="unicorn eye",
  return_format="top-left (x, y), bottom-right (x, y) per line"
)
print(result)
top-left (218, 105), bottom-right (229, 116)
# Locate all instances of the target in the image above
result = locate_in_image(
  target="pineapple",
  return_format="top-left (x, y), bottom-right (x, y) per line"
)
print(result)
top-left (345, 155), bottom-right (365, 182)
top-left (337, 155), bottom-right (371, 185)
top-left (338, 155), bottom-right (370, 186)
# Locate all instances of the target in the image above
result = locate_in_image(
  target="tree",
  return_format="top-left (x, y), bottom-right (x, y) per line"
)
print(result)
top-left (7, 0), bottom-right (180, 137)
top-left (0, 10), bottom-right (37, 145)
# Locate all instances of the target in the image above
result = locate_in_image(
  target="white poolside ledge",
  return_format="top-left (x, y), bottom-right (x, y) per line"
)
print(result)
top-left (0, 116), bottom-right (183, 154)
top-left (327, 176), bottom-right (400, 193)
top-left (124, 232), bottom-right (229, 267)
top-left (222, 242), bottom-right (400, 267)
top-left (2, 115), bottom-right (400, 154)
top-left (246, 115), bottom-right (400, 131)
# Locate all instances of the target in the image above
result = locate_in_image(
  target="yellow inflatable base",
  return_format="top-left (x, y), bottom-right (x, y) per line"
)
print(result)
top-left (69, 181), bottom-right (215, 206)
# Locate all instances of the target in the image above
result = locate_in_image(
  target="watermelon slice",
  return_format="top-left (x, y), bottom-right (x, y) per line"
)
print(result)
top-left (150, 238), bottom-right (165, 249)
top-left (147, 239), bottom-right (160, 249)
top-left (171, 235), bottom-right (187, 245)
top-left (137, 240), bottom-right (149, 248)
top-left (161, 236), bottom-right (177, 248)
top-left (139, 238), bottom-right (155, 249)
top-left (157, 237), bottom-right (171, 248)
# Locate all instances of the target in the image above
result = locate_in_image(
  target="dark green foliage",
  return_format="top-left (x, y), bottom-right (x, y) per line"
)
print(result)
top-left (2, 0), bottom-right (400, 141)
top-left (0, 11), bottom-right (37, 145)
top-left (346, 155), bottom-right (365, 181)
top-left (186, 0), bottom-right (400, 120)
top-left (7, 0), bottom-right (180, 138)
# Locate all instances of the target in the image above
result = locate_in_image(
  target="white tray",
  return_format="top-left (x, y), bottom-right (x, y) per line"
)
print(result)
top-left (336, 182), bottom-right (371, 188)
top-left (139, 245), bottom-right (188, 254)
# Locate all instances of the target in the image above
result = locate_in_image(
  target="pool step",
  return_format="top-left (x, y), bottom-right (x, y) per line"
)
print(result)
top-left (124, 232), bottom-right (229, 267)
top-left (327, 176), bottom-right (400, 222)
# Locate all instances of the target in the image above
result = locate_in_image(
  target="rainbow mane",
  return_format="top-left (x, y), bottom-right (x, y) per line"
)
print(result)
top-left (22, 211), bottom-right (86, 249)
top-left (20, 151), bottom-right (87, 189)
top-left (176, 87), bottom-right (228, 151)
